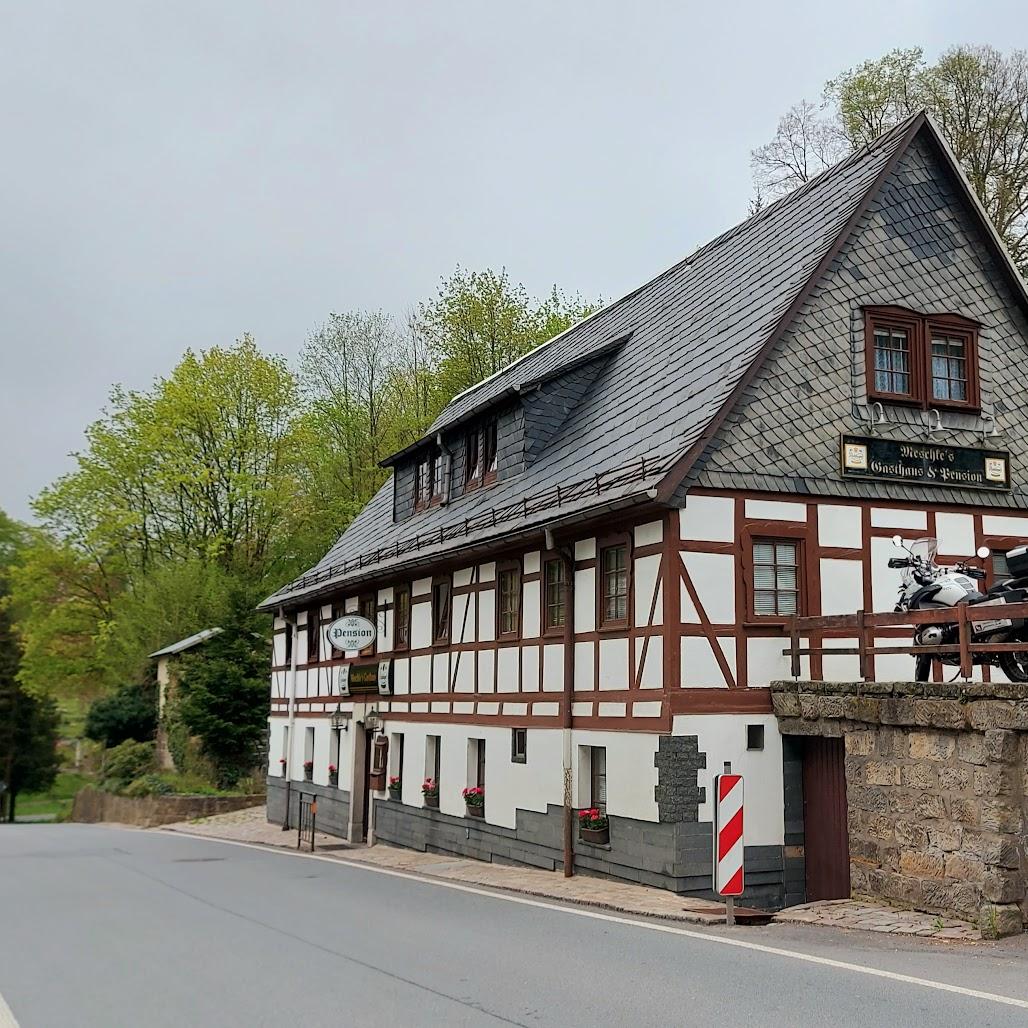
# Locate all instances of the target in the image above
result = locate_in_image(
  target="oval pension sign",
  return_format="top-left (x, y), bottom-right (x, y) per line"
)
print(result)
top-left (326, 614), bottom-right (377, 651)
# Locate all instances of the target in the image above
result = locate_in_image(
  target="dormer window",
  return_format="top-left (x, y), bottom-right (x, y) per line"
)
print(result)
top-left (865, 306), bottom-right (979, 411)
top-left (466, 418), bottom-right (498, 489)
top-left (414, 448), bottom-right (444, 511)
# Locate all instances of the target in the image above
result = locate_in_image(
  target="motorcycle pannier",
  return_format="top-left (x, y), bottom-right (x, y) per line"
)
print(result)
top-left (1006, 544), bottom-right (1028, 579)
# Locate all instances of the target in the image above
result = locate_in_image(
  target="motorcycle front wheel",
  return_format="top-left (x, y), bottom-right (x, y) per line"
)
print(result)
top-left (999, 650), bottom-right (1028, 682)
top-left (915, 655), bottom-right (932, 682)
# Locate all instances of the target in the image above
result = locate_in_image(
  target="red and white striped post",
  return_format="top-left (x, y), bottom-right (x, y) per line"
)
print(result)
top-left (714, 761), bottom-right (744, 925)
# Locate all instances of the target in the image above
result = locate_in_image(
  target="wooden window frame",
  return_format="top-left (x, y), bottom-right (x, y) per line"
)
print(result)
top-left (589, 746), bottom-right (606, 812)
top-left (414, 448), bottom-right (444, 512)
top-left (306, 608), bottom-right (322, 665)
top-left (511, 727), bottom-right (527, 764)
top-left (359, 593), bottom-right (377, 655)
top-left (864, 305), bottom-right (980, 412)
top-left (431, 576), bottom-right (452, 646)
top-left (744, 529), bottom-right (806, 623)
top-left (475, 738), bottom-right (486, 790)
top-left (542, 557), bottom-right (567, 636)
top-left (496, 559), bottom-right (522, 639)
top-left (393, 584), bottom-right (411, 652)
top-left (597, 535), bottom-right (631, 631)
top-left (464, 417), bottom-right (499, 492)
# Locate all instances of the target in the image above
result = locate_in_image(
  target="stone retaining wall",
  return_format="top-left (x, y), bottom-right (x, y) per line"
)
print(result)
top-left (772, 680), bottom-right (1028, 937)
top-left (71, 788), bottom-right (264, 828)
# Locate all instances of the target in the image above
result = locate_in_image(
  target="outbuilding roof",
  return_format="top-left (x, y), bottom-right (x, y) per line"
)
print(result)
top-left (149, 627), bottom-right (223, 659)
top-left (261, 112), bottom-right (1027, 612)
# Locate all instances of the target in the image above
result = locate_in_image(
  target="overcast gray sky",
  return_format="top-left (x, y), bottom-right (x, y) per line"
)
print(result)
top-left (2, 1), bottom-right (1026, 521)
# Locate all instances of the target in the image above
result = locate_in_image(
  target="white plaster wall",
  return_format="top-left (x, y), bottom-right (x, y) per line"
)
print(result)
top-left (410, 654), bottom-right (431, 693)
top-left (478, 650), bottom-right (495, 692)
top-left (572, 729), bottom-right (660, 821)
top-left (478, 590), bottom-right (496, 642)
top-left (675, 713), bottom-right (785, 846)
top-left (432, 652), bottom-right (449, 691)
top-left (453, 652), bottom-right (475, 692)
top-left (452, 593), bottom-right (473, 643)
top-left (870, 536), bottom-right (902, 612)
top-left (574, 567), bottom-right (596, 632)
top-left (680, 496), bottom-right (735, 542)
top-left (681, 636), bottom-right (735, 688)
top-left (681, 552), bottom-right (735, 624)
top-left (747, 637), bottom-right (807, 685)
top-left (497, 647), bottom-right (519, 692)
top-left (574, 641), bottom-right (594, 690)
top-left (983, 515), bottom-right (1028, 537)
top-left (575, 538), bottom-right (596, 561)
top-left (744, 499), bottom-right (806, 522)
top-left (412, 576), bottom-right (432, 596)
top-left (453, 566), bottom-right (474, 588)
top-left (821, 638), bottom-right (861, 681)
top-left (411, 600), bottom-right (433, 650)
top-left (817, 503), bottom-right (862, 548)
top-left (870, 508), bottom-right (926, 530)
top-left (542, 644), bottom-right (564, 692)
top-left (820, 558), bottom-right (863, 616)
top-left (634, 520), bottom-right (663, 547)
top-left (937, 512), bottom-right (976, 556)
top-left (598, 637), bottom-right (629, 690)
top-left (634, 636), bottom-right (663, 688)
top-left (524, 550), bottom-right (541, 575)
top-left (479, 561), bottom-right (496, 583)
top-left (633, 554), bottom-right (662, 627)
top-left (522, 579), bottom-right (541, 638)
top-left (521, 644), bottom-right (540, 692)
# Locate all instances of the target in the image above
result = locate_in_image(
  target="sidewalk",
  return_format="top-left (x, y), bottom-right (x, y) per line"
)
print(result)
top-left (159, 805), bottom-right (982, 941)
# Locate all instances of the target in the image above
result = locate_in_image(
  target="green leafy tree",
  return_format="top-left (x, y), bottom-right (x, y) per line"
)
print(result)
top-left (172, 595), bottom-right (269, 788)
top-left (752, 46), bottom-right (1028, 272)
top-left (0, 511), bottom-right (60, 821)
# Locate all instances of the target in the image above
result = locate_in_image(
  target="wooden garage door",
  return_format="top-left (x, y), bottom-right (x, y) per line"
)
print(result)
top-left (802, 736), bottom-right (850, 901)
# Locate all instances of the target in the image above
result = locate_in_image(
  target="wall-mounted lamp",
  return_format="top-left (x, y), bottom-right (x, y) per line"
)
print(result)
top-left (364, 708), bottom-right (383, 733)
top-left (331, 705), bottom-right (350, 731)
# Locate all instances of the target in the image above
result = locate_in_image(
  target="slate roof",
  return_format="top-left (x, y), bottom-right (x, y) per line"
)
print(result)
top-left (149, 627), bottom-right (222, 658)
top-left (262, 113), bottom-right (1022, 611)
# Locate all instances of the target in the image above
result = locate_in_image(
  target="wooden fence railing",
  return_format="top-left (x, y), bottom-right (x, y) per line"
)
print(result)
top-left (781, 601), bottom-right (1028, 681)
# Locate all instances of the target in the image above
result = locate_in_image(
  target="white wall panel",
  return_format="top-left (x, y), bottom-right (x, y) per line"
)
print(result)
top-left (411, 600), bottom-right (433, 650)
top-left (432, 652), bottom-right (450, 692)
top-left (681, 552), bottom-right (735, 624)
top-left (410, 654), bottom-right (432, 693)
top-left (820, 558), bottom-right (863, 616)
top-left (745, 499), bottom-right (806, 522)
top-left (680, 577), bottom-right (700, 623)
top-left (524, 550), bottom-right (541, 575)
top-left (572, 729), bottom-right (659, 820)
top-left (598, 637), bottom-right (629, 690)
top-left (870, 536), bottom-right (902, 612)
top-left (633, 554), bottom-right (662, 627)
top-left (574, 567), bottom-right (596, 633)
top-left (522, 579), bottom-right (541, 638)
top-left (634, 636), bottom-right (664, 688)
top-left (477, 590), bottom-right (496, 642)
top-left (634, 520), bottom-right (663, 547)
top-left (983, 515), bottom-right (1028, 537)
top-left (679, 496), bottom-right (735, 542)
top-left (817, 503), bottom-right (862, 549)
top-left (574, 641), bottom-right (594, 690)
top-left (542, 644), bottom-right (564, 692)
top-left (453, 566), bottom-right (474, 588)
top-left (496, 647), bottom-right (519, 693)
top-left (870, 508), bottom-right (926, 530)
top-left (453, 651), bottom-right (475, 692)
top-left (680, 714), bottom-right (784, 846)
top-left (521, 644), bottom-right (540, 692)
top-left (575, 537), bottom-right (596, 561)
top-left (393, 658), bottom-right (410, 694)
top-left (821, 638), bottom-right (861, 681)
top-left (680, 636), bottom-right (734, 688)
top-left (937, 512), bottom-right (976, 556)
top-left (479, 561), bottom-right (496, 582)
top-left (477, 650), bottom-right (495, 692)
top-left (747, 637), bottom-right (805, 685)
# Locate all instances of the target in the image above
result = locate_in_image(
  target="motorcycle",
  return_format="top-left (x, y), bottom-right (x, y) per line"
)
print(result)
top-left (888, 536), bottom-right (1028, 682)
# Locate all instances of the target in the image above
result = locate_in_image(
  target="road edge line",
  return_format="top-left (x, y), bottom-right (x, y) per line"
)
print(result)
top-left (0, 987), bottom-right (20, 1028)
top-left (158, 828), bottom-right (1028, 1012)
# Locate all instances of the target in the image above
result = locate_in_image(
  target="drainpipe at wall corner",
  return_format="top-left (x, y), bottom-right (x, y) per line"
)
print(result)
top-left (547, 526), bottom-right (576, 879)
top-left (279, 606), bottom-right (300, 831)
top-left (436, 432), bottom-right (453, 505)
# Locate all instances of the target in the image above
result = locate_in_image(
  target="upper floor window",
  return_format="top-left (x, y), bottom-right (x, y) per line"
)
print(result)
top-left (432, 577), bottom-right (451, 644)
top-left (865, 306), bottom-right (979, 411)
top-left (465, 418), bottom-right (498, 489)
top-left (599, 543), bottom-right (628, 626)
top-left (752, 539), bottom-right (801, 617)
top-left (359, 594), bottom-right (377, 654)
top-left (415, 449), bottom-right (444, 511)
top-left (394, 585), bottom-right (411, 651)
top-left (307, 607), bottom-right (321, 664)
top-left (497, 561), bottom-right (521, 637)
top-left (543, 558), bottom-right (566, 631)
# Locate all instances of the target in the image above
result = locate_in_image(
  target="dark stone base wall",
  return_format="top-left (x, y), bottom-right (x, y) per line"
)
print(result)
top-left (374, 799), bottom-right (789, 909)
top-left (266, 777), bottom-right (351, 838)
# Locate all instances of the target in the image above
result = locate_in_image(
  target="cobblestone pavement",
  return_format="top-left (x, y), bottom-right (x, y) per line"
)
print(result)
top-left (160, 806), bottom-right (982, 940)
top-left (774, 898), bottom-right (981, 941)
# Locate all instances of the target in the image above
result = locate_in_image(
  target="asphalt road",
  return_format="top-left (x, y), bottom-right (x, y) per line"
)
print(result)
top-left (2, 825), bottom-right (1028, 1027)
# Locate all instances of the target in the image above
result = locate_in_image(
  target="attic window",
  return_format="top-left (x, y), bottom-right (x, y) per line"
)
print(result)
top-left (465, 418), bottom-right (498, 489)
top-left (865, 306), bottom-right (979, 411)
top-left (414, 449), bottom-right (444, 511)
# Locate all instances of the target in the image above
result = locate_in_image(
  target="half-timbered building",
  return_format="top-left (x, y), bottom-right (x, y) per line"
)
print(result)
top-left (260, 112), bottom-right (1028, 908)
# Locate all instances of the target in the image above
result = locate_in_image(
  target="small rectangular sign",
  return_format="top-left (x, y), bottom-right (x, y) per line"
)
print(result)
top-left (840, 434), bottom-right (1011, 492)
top-left (377, 659), bottom-right (393, 696)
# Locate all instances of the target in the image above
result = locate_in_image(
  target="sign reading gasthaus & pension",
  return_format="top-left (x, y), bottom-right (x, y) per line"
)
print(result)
top-left (840, 434), bottom-right (1011, 491)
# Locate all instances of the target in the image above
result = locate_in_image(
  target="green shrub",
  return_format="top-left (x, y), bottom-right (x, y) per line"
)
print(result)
top-left (85, 683), bottom-right (157, 747)
top-left (100, 740), bottom-right (156, 790)
top-left (123, 774), bottom-right (173, 798)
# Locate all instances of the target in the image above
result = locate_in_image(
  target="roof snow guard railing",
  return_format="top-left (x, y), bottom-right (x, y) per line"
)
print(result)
top-left (284, 452), bottom-right (674, 597)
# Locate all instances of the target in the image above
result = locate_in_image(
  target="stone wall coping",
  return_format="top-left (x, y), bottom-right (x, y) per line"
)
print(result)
top-left (771, 680), bottom-right (1028, 701)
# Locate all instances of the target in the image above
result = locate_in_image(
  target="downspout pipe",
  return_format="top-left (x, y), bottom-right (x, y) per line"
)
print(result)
top-left (278, 606), bottom-right (300, 831)
top-left (547, 527), bottom-right (576, 878)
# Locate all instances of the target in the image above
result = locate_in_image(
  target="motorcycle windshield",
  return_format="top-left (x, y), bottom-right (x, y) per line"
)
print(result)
top-left (902, 538), bottom-right (938, 589)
